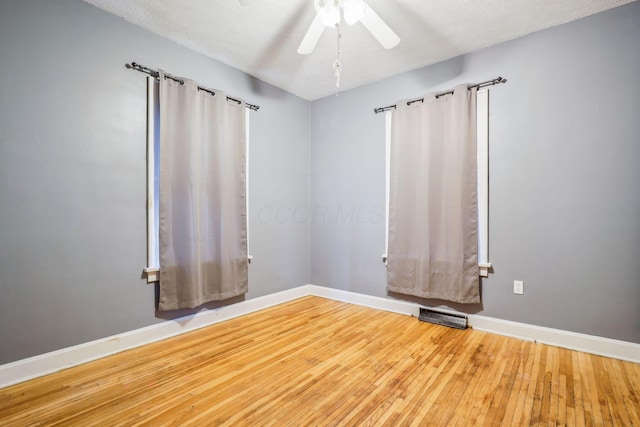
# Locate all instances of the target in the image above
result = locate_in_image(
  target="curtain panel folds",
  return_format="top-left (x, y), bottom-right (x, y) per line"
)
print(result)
top-left (387, 84), bottom-right (480, 303)
top-left (158, 72), bottom-right (248, 311)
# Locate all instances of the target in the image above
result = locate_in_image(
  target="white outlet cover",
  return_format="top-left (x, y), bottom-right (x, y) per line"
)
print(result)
top-left (514, 280), bottom-right (524, 295)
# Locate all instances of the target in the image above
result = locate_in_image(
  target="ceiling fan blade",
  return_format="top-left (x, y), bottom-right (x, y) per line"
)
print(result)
top-left (297, 13), bottom-right (325, 55)
top-left (360, 4), bottom-right (400, 49)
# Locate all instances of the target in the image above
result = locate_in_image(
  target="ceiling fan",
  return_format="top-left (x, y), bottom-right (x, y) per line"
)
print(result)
top-left (239, 0), bottom-right (399, 90)
top-left (297, 0), bottom-right (400, 54)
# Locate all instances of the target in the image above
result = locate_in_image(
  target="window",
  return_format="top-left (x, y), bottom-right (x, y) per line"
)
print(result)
top-left (476, 89), bottom-right (490, 277)
top-left (144, 77), bottom-right (160, 283)
top-left (383, 88), bottom-right (491, 277)
top-left (143, 77), bottom-right (251, 283)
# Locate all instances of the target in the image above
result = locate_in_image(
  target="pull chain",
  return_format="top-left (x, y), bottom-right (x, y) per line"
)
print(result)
top-left (333, 22), bottom-right (342, 94)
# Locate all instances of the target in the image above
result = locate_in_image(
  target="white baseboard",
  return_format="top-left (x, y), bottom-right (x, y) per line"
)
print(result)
top-left (306, 285), bottom-right (639, 364)
top-left (467, 314), bottom-right (640, 364)
top-left (2, 284), bottom-right (638, 389)
top-left (0, 286), bottom-right (310, 389)
top-left (305, 284), bottom-right (420, 316)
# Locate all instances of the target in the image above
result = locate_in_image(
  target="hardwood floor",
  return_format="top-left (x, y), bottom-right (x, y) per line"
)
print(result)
top-left (1, 296), bottom-right (639, 426)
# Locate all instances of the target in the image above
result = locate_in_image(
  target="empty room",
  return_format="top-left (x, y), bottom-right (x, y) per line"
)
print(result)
top-left (1, 0), bottom-right (639, 425)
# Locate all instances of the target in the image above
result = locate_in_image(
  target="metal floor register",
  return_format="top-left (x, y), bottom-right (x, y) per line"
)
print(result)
top-left (418, 308), bottom-right (468, 330)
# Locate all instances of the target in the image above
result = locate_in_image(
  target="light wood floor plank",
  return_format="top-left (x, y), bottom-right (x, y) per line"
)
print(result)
top-left (572, 351), bottom-right (588, 427)
top-left (451, 329), bottom-right (507, 426)
top-left (484, 338), bottom-right (524, 425)
top-left (501, 341), bottom-right (532, 426)
top-left (557, 349), bottom-right (568, 426)
top-left (1, 296), bottom-right (639, 426)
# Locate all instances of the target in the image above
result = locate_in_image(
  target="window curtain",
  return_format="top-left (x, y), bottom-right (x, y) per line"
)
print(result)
top-left (158, 72), bottom-right (248, 311)
top-left (387, 84), bottom-right (480, 304)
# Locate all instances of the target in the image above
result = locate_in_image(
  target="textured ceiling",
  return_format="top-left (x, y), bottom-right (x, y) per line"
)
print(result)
top-left (82, 0), bottom-right (635, 100)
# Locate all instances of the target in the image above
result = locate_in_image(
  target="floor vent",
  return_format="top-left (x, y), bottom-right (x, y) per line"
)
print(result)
top-left (418, 308), bottom-right (468, 330)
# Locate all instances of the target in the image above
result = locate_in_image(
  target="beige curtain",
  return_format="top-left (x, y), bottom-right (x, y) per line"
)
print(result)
top-left (158, 72), bottom-right (248, 311)
top-left (387, 84), bottom-right (480, 304)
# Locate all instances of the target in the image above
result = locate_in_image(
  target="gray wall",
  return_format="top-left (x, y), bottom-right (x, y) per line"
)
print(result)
top-left (310, 2), bottom-right (640, 343)
top-left (0, 0), bottom-right (310, 364)
top-left (1, 0), bottom-right (638, 366)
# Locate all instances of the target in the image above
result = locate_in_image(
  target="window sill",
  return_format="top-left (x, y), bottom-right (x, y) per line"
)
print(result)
top-left (479, 263), bottom-right (492, 278)
top-left (144, 267), bottom-right (160, 283)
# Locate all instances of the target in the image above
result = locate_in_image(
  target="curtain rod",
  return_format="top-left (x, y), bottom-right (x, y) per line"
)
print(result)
top-left (373, 77), bottom-right (506, 114)
top-left (125, 62), bottom-right (260, 111)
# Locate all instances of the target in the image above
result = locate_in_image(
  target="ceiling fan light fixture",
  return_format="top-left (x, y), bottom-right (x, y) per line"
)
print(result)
top-left (342, 0), bottom-right (367, 25)
top-left (298, 0), bottom-right (399, 61)
top-left (314, 0), bottom-right (340, 27)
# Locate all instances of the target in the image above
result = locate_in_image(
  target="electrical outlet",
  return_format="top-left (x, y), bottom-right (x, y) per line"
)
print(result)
top-left (514, 280), bottom-right (524, 295)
